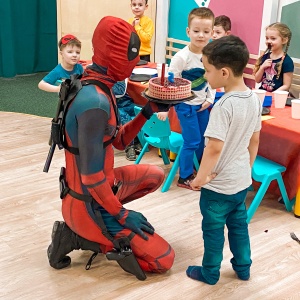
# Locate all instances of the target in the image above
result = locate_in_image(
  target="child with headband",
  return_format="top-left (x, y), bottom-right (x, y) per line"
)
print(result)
top-left (38, 34), bottom-right (83, 93)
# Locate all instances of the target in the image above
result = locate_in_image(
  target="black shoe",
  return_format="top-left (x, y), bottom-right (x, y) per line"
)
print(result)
top-left (47, 221), bottom-right (73, 269)
top-left (125, 145), bottom-right (136, 161)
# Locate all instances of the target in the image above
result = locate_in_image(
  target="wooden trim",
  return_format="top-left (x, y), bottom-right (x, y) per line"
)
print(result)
top-left (165, 37), bottom-right (189, 61)
top-left (243, 53), bottom-right (259, 83)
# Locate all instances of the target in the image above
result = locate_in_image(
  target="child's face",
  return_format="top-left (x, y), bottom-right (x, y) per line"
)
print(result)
top-left (131, 0), bottom-right (148, 18)
top-left (202, 55), bottom-right (225, 89)
top-left (265, 28), bottom-right (287, 52)
top-left (60, 45), bottom-right (81, 66)
top-left (212, 25), bottom-right (229, 40)
top-left (187, 17), bottom-right (213, 52)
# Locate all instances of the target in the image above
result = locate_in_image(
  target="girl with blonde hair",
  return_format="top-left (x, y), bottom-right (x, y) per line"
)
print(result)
top-left (253, 22), bottom-right (294, 92)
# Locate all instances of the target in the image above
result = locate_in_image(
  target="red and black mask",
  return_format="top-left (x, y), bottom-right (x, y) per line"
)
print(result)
top-left (92, 16), bottom-right (140, 82)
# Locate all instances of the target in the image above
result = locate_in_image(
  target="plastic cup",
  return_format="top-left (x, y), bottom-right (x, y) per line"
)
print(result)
top-left (253, 89), bottom-right (266, 106)
top-left (272, 90), bottom-right (288, 108)
top-left (291, 99), bottom-right (300, 119)
top-left (156, 64), bottom-right (169, 78)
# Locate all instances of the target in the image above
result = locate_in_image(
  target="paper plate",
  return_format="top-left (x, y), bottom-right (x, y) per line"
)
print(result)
top-left (129, 74), bottom-right (152, 82)
top-left (132, 68), bottom-right (157, 76)
top-left (142, 89), bottom-right (196, 104)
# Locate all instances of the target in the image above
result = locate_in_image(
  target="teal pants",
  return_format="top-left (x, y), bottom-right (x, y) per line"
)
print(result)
top-left (200, 187), bottom-right (252, 284)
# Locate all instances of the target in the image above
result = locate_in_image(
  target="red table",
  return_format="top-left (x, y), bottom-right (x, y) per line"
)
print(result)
top-left (258, 102), bottom-right (300, 202)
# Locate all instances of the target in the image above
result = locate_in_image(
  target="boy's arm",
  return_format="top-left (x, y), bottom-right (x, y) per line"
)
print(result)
top-left (169, 54), bottom-right (186, 78)
top-left (248, 131), bottom-right (260, 167)
top-left (38, 80), bottom-right (60, 93)
top-left (206, 84), bottom-right (216, 104)
top-left (200, 84), bottom-right (216, 111)
top-left (191, 137), bottom-right (223, 190)
top-left (134, 18), bottom-right (154, 43)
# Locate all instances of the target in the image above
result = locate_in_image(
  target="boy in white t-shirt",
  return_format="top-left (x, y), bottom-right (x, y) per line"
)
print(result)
top-left (186, 35), bottom-right (262, 285)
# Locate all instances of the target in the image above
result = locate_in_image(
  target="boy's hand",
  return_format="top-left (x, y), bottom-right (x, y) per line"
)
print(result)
top-left (199, 101), bottom-right (211, 111)
top-left (190, 173), bottom-right (217, 190)
top-left (132, 18), bottom-right (140, 27)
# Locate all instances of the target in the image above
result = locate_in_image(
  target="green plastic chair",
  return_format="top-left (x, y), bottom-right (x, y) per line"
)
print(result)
top-left (134, 106), bottom-right (199, 192)
top-left (247, 155), bottom-right (295, 223)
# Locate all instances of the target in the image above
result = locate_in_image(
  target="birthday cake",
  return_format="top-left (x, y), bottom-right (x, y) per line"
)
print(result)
top-left (147, 77), bottom-right (192, 100)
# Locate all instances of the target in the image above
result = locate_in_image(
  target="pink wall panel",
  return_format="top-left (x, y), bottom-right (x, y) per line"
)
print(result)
top-left (209, 0), bottom-right (264, 54)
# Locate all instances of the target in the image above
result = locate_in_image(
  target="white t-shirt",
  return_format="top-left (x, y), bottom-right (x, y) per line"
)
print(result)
top-left (203, 89), bottom-right (262, 194)
top-left (169, 46), bottom-right (215, 105)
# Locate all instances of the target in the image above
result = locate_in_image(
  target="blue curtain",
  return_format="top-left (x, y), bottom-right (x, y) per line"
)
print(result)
top-left (0, 0), bottom-right (57, 78)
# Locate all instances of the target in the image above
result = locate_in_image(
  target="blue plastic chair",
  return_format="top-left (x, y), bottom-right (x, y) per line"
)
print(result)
top-left (134, 106), bottom-right (199, 192)
top-left (247, 155), bottom-right (295, 223)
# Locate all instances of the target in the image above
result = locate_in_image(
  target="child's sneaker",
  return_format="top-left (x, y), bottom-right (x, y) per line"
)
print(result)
top-left (177, 174), bottom-right (195, 190)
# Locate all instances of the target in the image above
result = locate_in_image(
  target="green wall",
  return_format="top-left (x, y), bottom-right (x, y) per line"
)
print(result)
top-left (281, 1), bottom-right (300, 59)
top-left (0, 0), bottom-right (57, 78)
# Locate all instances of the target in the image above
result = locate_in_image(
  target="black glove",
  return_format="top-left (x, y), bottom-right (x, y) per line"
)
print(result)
top-left (141, 101), bottom-right (172, 119)
top-left (117, 209), bottom-right (155, 240)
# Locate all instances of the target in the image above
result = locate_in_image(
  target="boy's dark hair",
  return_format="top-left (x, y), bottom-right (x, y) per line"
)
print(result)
top-left (202, 35), bottom-right (249, 77)
top-left (214, 15), bottom-right (231, 32)
top-left (188, 7), bottom-right (215, 27)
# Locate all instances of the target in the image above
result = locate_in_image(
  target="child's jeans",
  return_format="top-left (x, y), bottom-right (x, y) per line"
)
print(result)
top-left (199, 187), bottom-right (251, 284)
top-left (174, 102), bottom-right (209, 178)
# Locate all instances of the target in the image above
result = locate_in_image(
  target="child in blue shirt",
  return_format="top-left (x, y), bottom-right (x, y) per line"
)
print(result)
top-left (38, 34), bottom-right (83, 93)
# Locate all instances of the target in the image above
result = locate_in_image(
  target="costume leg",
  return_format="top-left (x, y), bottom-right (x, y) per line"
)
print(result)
top-left (94, 207), bottom-right (174, 273)
top-left (174, 103), bottom-right (201, 179)
top-left (226, 188), bottom-right (252, 280)
top-left (99, 163), bottom-right (174, 272)
top-left (110, 164), bottom-right (173, 272)
top-left (114, 164), bottom-right (164, 204)
top-left (61, 164), bottom-right (172, 273)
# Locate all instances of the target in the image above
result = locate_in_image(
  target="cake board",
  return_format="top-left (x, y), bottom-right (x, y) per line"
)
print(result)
top-left (142, 88), bottom-right (196, 105)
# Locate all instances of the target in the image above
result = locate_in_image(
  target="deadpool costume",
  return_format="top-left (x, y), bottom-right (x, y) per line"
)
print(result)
top-left (47, 16), bottom-right (175, 279)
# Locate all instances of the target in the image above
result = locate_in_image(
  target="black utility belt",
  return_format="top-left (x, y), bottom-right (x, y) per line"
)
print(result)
top-left (59, 167), bottom-right (122, 202)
